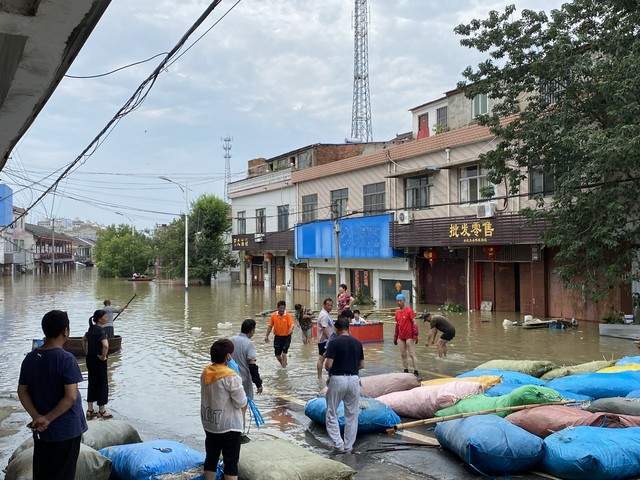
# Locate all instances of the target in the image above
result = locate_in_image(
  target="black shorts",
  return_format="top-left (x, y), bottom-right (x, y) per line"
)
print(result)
top-left (274, 335), bottom-right (292, 356)
top-left (33, 435), bottom-right (81, 480)
top-left (440, 329), bottom-right (455, 342)
top-left (204, 431), bottom-right (241, 476)
top-left (318, 341), bottom-right (327, 356)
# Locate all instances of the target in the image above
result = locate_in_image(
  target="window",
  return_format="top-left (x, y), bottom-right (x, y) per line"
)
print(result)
top-left (459, 165), bottom-right (494, 203)
top-left (277, 205), bottom-right (289, 232)
top-left (363, 182), bottom-right (385, 215)
top-left (330, 188), bottom-right (348, 218)
top-left (302, 194), bottom-right (317, 223)
top-left (540, 80), bottom-right (563, 106)
top-left (417, 113), bottom-right (429, 139)
top-left (529, 167), bottom-right (555, 197)
top-left (255, 208), bottom-right (266, 234)
top-left (472, 94), bottom-right (488, 118)
top-left (237, 211), bottom-right (246, 235)
top-left (405, 176), bottom-right (430, 209)
top-left (435, 106), bottom-right (448, 132)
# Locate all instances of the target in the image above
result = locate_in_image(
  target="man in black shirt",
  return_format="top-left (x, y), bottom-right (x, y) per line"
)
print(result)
top-left (324, 315), bottom-right (364, 454)
top-left (423, 312), bottom-right (455, 358)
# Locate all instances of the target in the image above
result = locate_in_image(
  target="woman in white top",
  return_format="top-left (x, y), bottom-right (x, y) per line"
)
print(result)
top-left (201, 339), bottom-right (247, 480)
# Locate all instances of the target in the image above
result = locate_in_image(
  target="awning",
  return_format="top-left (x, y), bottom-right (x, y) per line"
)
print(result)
top-left (385, 165), bottom-right (441, 179)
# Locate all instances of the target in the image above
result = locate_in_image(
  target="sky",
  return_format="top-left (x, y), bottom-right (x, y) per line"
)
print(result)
top-left (3, 0), bottom-right (564, 228)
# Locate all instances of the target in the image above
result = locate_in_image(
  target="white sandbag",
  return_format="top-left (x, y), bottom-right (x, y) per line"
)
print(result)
top-left (360, 373), bottom-right (420, 398)
top-left (5, 444), bottom-right (111, 480)
top-left (377, 381), bottom-right (483, 419)
top-left (7, 437), bottom-right (32, 465)
top-left (82, 419), bottom-right (142, 450)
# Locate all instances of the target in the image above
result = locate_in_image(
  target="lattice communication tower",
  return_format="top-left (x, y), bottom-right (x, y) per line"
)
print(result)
top-left (351, 0), bottom-right (373, 142)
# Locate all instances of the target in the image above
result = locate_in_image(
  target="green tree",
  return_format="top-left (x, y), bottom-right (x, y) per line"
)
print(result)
top-left (94, 225), bottom-right (154, 278)
top-left (455, 1), bottom-right (640, 299)
top-left (154, 194), bottom-right (237, 284)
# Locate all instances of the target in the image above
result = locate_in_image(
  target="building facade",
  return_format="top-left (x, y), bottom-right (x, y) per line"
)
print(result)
top-left (25, 223), bottom-right (75, 274)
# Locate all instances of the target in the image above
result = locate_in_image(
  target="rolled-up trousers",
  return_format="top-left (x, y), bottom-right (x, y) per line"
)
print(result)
top-left (325, 375), bottom-right (360, 451)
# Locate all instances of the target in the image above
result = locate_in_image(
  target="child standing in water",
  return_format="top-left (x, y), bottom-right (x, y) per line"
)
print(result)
top-left (84, 310), bottom-right (112, 419)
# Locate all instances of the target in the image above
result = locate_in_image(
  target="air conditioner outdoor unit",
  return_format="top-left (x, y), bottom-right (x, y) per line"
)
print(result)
top-left (477, 202), bottom-right (496, 219)
top-left (254, 234), bottom-right (265, 243)
top-left (396, 210), bottom-right (413, 225)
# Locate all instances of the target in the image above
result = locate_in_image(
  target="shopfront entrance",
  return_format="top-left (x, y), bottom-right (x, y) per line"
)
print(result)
top-left (350, 269), bottom-right (372, 300)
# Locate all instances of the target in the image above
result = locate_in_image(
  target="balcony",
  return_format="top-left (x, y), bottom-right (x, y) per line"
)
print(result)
top-left (228, 168), bottom-right (291, 197)
top-left (34, 252), bottom-right (73, 262)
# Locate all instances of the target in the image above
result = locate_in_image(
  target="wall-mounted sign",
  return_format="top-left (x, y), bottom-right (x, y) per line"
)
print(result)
top-left (448, 221), bottom-right (495, 243)
top-left (232, 236), bottom-right (249, 248)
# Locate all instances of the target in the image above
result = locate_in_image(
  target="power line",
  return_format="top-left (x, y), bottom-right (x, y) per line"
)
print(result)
top-left (0, 0), bottom-right (228, 234)
top-left (64, 52), bottom-right (170, 79)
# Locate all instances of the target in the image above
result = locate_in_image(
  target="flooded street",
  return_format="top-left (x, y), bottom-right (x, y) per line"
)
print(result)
top-left (1, 270), bottom-right (638, 474)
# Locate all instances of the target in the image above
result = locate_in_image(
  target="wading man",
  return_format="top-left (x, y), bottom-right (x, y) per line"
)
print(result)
top-left (18, 310), bottom-right (88, 480)
top-left (394, 293), bottom-right (419, 377)
top-left (231, 319), bottom-right (263, 401)
top-left (324, 316), bottom-right (364, 454)
top-left (423, 312), bottom-right (456, 358)
top-left (264, 300), bottom-right (294, 368)
top-left (316, 298), bottom-right (335, 380)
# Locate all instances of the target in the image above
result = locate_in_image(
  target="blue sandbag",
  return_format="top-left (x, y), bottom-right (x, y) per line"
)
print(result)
top-left (543, 426), bottom-right (640, 480)
top-left (100, 440), bottom-right (204, 480)
top-left (304, 396), bottom-right (400, 434)
top-left (457, 369), bottom-right (544, 386)
top-left (485, 383), bottom-right (592, 401)
top-left (627, 389), bottom-right (640, 398)
top-left (617, 356), bottom-right (640, 366)
top-left (435, 414), bottom-right (544, 476)
top-left (547, 372), bottom-right (640, 399)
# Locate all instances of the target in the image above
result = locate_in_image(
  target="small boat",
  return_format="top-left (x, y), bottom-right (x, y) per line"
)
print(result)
top-left (522, 319), bottom-right (555, 330)
top-left (63, 336), bottom-right (122, 356)
top-left (127, 276), bottom-right (153, 282)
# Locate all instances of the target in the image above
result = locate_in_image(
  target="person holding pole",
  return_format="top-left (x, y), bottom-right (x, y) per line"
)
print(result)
top-left (394, 293), bottom-right (419, 377)
top-left (102, 295), bottom-right (135, 338)
top-left (324, 315), bottom-right (364, 454)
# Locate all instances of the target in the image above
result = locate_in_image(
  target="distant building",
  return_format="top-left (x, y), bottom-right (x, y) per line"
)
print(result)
top-left (72, 237), bottom-right (95, 266)
top-left (25, 223), bottom-right (75, 274)
top-left (36, 218), bottom-right (100, 241)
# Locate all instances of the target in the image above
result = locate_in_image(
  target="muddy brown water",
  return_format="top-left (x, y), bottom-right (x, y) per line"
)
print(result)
top-left (1, 269), bottom-right (636, 466)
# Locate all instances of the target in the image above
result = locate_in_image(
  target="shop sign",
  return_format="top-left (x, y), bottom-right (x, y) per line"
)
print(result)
top-left (232, 236), bottom-right (249, 248)
top-left (448, 221), bottom-right (495, 243)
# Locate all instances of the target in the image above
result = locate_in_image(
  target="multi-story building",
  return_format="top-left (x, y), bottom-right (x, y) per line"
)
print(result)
top-left (25, 223), bottom-right (75, 274)
top-left (230, 142), bottom-right (395, 291)
top-left (291, 89), bottom-right (630, 320)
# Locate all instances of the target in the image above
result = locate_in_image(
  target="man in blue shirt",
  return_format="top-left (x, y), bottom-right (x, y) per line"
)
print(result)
top-left (18, 310), bottom-right (88, 480)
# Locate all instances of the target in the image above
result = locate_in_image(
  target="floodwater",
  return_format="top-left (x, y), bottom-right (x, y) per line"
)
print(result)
top-left (1, 270), bottom-right (637, 461)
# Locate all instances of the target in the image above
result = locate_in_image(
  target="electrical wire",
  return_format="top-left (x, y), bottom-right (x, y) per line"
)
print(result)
top-left (0, 0), bottom-right (228, 234)
top-left (64, 52), bottom-right (170, 79)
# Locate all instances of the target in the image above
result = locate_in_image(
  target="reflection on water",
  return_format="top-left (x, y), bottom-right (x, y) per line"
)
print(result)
top-left (1, 270), bottom-right (637, 447)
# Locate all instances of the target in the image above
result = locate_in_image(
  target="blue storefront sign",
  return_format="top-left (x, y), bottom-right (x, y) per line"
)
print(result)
top-left (0, 184), bottom-right (13, 227)
top-left (295, 213), bottom-right (401, 259)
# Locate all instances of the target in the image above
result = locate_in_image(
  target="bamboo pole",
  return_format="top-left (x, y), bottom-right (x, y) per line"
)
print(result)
top-left (386, 400), bottom-right (577, 434)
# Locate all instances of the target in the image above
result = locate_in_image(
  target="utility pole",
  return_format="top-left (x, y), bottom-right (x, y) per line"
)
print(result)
top-left (160, 176), bottom-right (189, 291)
top-left (332, 204), bottom-right (341, 299)
top-left (351, 0), bottom-right (373, 142)
top-left (51, 218), bottom-right (55, 275)
top-left (222, 136), bottom-right (232, 202)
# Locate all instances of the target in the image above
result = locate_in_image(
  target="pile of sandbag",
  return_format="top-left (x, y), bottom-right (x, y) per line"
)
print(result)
top-left (542, 426), bottom-right (640, 480)
top-left (547, 372), bottom-right (640, 399)
top-left (435, 414), bottom-right (544, 476)
top-left (238, 439), bottom-right (355, 480)
top-left (435, 385), bottom-right (562, 418)
top-left (616, 356), bottom-right (640, 366)
top-left (474, 359), bottom-right (556, 378)
top-left (541, 360), bottom-right (615, 380)
top-left (484, 383), bottom-right (592, 401)
top-left (506, 405), bottom-right (640, 438)
top-left (359, 372), bottom-right (420, 397)
top-left (377, 381), bottom-right (483, 419)
top-left (305, 397), bottom-right (400, 434)
top-left (5, 419), bottom-right (143, 480)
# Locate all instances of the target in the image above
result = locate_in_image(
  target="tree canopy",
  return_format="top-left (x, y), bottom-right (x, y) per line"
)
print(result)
top-left (155, 194), bottom-right (236, 285)
top-left (455, 0), bottom-right (640, 299)
top-left (94, 225), bottom-right (154, 278)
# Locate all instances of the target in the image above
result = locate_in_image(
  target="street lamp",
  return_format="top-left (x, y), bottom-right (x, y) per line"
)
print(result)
top-left (160, 176), bottom-right (189, 291)
top-left (115, 211), bottom-right (135, 233)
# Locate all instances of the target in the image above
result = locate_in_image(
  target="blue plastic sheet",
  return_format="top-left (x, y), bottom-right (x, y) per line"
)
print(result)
top-left (547, 372), bottom-right (640, 399)
top-left (617, 356), bottom-right (640, 366)
top-left (227, 359), bottom-right (264, 428)
top-left (100, 440), bottom-right (204, 480)
top-left (457, 369), bottom-right (544, 386)
top-left (485, 383), bottom-right (592, 401)
top-left (435, 414), bottom-right (544, 476)
top-left (543, 426), bottom-right (640, 480)
top-left (305, 396), bottom-right (400, 434)
top-left (627, 389), bottom-right (640, 398)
